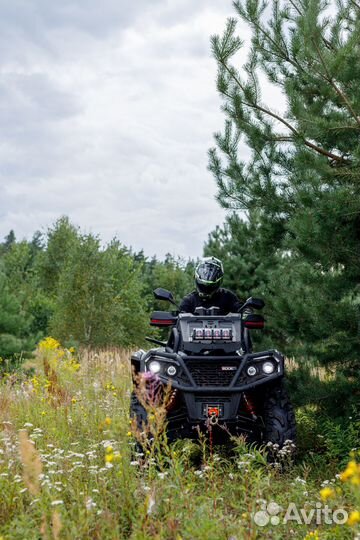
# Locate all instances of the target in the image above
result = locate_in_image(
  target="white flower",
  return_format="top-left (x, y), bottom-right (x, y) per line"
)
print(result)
top-left (51, 500), bottom-right (64, 506)
top-left (130, 461), bottom-right (139, 466)
top-left (23, 423), bottom-right (33, 428)
top-left (147, 494), bottom-right (156, 515)
top-left (294, 477), bottom-right (306, 485)
top-left (85, 497), bottom-right (97, 510)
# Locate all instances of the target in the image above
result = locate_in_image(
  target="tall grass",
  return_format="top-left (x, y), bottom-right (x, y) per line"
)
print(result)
top-left (0, 342), bottom-right (358, 539)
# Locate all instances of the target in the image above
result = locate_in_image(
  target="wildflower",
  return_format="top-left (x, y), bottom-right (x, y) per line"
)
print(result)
top-left (320, 487), bottom-right (335, 501)
top-left (51, 500), bottom-right (64, 506)
top-left (147, 493), bottom-right (156, 515)
top-left (105, 417), bottom-right (112, 426)
top-left (85, 497), bottom-right (97, 510)
top-left (347, 511), bottom-right (360, 527)
top-left (105, 446), bottom-right (113, 454)
top-left (340, 460), bottom-right (359, 482)
top-left (38, 337), bottom-right (61, 351)
top-left (127, 431), bottom-right (132, 437)
top-left (71, 398), bottom-right (77, 404)
top-left (305, 531), bottom-right (319, 539)
top-left (105, 454), bottom-right (113, 463)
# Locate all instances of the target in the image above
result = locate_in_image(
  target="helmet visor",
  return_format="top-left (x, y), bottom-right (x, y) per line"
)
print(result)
top-left (196, 262), bottom-right (223, 284)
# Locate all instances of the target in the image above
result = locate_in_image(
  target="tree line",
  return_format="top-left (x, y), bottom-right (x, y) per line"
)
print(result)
top-left (0, 217), bottom-right (194, 359)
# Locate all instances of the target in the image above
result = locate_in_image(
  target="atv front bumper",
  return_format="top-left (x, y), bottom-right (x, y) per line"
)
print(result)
top-left (139, 349), bottom-right (284, 422)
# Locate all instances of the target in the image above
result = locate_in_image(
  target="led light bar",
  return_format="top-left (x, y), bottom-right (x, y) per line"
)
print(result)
top-left (192, 328), bottom-right (233, 341)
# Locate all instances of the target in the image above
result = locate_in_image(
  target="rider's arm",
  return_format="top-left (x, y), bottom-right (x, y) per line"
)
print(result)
top-left (226, 290), bottom-right (244, 313)
top-left (179, 293), bottom-right (195, 313)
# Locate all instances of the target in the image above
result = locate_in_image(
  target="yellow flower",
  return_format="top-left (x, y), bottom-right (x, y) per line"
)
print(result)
top-left (127, 431), bottom-right (132, 437)
top-left (113, 453), bottom-right (122, 462)
top-left (105, 454), bottom-right (113, 463)
top-left (41, 411), bottom-right (47, 416)
top-left (106, 446), bottom-right (113, 454)
top-left (347, 510), bottom-right (360, 527)
top-left (105, 417), bottom-right (112, 426)
top-left (320, 487), bottom-right (335, 501)
top-left (304, 531), bottom-right (319, 540)
top-left (340, 460), bottom-right (359, 482)
top-left (38, 337), bottom-right (61, 351)
top-left (71, 398), bottom-right (77, 404)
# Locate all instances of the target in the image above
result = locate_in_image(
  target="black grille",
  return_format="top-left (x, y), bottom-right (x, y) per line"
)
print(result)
top-left (186, 360), bottom-right (239, 387)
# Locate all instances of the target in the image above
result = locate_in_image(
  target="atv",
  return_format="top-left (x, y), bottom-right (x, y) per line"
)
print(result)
top-left (130, 288), bottom-right (296, 449)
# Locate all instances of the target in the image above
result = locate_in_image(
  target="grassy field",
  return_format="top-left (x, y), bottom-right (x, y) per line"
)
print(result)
top-left (0, 339), bottom-right (359, 540)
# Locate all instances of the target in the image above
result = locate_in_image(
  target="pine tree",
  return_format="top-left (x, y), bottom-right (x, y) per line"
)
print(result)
top-left (209, 0), bottom-right (360, 368)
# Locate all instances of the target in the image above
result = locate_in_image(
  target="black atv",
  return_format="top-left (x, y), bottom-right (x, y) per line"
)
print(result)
top-left (130, 288), bottom-right (296, 448)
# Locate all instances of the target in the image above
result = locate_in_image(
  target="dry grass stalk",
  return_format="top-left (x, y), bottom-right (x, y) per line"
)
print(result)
top-left (79, 347), bottom-right (132, 379)
top-left (52, 510), bottom-right (62, 540)
top-left (19, 429), bottom-right (43, 496)
top-left (43, 358), bottom-right (71, 407)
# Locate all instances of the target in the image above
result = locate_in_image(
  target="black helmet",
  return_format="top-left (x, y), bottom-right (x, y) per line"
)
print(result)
top-left (195, 256), bottom-right (224, 298)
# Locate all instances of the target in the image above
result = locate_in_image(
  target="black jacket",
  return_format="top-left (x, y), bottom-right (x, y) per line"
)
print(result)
top-left (179, 288), bottom-right (243, 315)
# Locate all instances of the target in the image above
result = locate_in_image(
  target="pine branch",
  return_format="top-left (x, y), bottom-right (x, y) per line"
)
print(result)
top-left (312, 39), bottom-right (360, 127)
top-left (220, 63), bottom-right (347, 163)
top-left (349, 0), bottom-right (360, 9)
top-left (234, 1), bottom-right (305, 74)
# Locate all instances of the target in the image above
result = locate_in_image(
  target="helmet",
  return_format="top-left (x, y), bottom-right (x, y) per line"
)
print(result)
top-left (195, 257), bottom-right (224, 298)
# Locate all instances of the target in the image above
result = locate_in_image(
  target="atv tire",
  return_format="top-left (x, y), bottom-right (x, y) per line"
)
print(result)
top-left (262, 381), bottom-right (296, 448)
top-left (130, 391), bottom-right (148, 430)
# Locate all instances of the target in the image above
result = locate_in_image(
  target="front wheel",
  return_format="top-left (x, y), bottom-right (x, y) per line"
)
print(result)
top-left (262, 381), bottom-right (296, 449)
top-left (130, 391), bottom-right (148, 430)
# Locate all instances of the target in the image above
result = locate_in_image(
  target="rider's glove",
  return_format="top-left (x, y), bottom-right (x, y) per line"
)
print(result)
top-left (242, 307), bottom-right (253, 320)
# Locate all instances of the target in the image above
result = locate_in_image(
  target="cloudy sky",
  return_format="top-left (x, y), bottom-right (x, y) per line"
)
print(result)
top-left (0, 0), bottom-right (250, 259)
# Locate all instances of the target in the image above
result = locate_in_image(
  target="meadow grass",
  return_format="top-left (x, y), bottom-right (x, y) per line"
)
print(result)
top-left (0, 340), bottom-right (359, 540)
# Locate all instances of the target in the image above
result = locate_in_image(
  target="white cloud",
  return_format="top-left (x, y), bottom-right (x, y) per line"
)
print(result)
top-left (0, 0), bottom-right (252, 258)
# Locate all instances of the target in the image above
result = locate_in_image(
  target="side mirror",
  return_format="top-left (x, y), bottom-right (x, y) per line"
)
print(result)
top-left (243, 313), bottom-right (265, 329)
top-left (153, 288), bottom-right (179, 308)
top-left (246, 297), bottom-right (265, 310)
top-left (154, 288), bottom-right (174, 302)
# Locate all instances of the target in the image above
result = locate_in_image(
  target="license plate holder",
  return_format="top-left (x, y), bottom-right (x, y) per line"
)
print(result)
top-left (202, 403), bottom-right (224, 418)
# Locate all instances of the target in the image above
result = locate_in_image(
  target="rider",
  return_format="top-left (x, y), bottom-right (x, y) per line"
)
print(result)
top-left (179, 256), bottom-right (243, 315)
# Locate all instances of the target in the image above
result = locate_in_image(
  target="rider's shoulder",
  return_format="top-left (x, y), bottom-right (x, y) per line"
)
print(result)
top-left (219, 287), bottom-right (237, 297)
top-left (180, 290), bottom-right (197, 305)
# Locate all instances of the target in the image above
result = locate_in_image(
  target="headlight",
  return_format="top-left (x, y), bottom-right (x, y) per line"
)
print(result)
top-left (247, 365), bottom-right (257, 376)
top-left (148, 360), bottom-right (161, 374)
top-left (262, 361), bottom-right (275, 374)
top-left (166, 365), bottom-right (177, 376)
